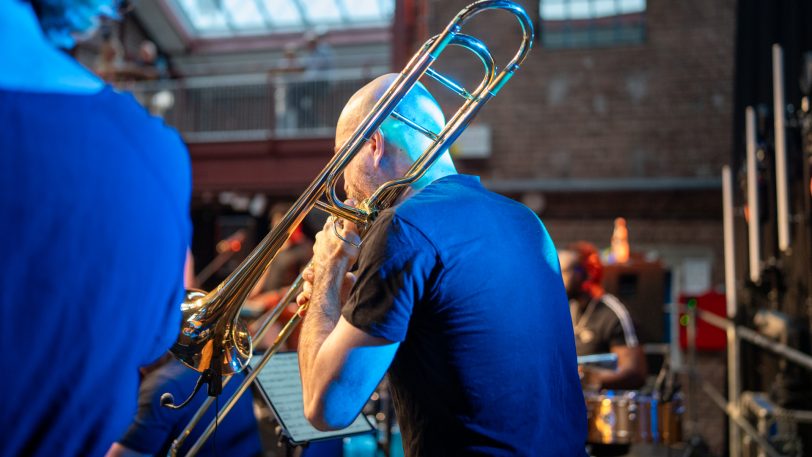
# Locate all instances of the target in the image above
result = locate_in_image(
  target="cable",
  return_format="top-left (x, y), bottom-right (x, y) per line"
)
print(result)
top-left (213, 395), bottom-right (219, 457)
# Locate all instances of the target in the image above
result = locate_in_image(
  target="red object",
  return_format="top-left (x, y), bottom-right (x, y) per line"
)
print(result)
top-left (678, 291), bottom-right (727, 351)
top-left (568, 241), bottom-right (605, 298)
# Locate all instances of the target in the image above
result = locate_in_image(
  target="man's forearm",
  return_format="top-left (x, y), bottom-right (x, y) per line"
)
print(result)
top-left (299, 283), bottom-right (340, 375)
top-left (298, 259), bottom-right (348, 394)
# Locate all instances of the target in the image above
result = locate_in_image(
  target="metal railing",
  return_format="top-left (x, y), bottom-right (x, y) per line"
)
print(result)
top-left (124, 69), bottom-right (377, 142)
top-left (687, 304), bottom-right (812, 457)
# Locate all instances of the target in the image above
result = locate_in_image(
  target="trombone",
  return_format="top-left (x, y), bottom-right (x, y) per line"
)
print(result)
top-left (164, 1), bottom-right (534, 455)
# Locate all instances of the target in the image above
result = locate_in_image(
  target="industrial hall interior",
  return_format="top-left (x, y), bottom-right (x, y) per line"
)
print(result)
top-left (3, 0), bottom-right (812, 456)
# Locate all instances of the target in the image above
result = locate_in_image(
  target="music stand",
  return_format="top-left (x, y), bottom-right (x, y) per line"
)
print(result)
top-left (248, 352), bottom-right (375, 451)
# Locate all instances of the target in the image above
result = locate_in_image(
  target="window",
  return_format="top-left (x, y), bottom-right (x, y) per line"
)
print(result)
top-left (168, 0), bottom-right (395, 38)
top-left (539, 0), bottom-right (646, 48)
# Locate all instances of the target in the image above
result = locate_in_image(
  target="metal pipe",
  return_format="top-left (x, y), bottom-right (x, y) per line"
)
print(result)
top-left (723, 166), bottom-right (738, 320)
top-left (696, 310), bottom-right (812, 371)
top-left (701, 382), bottom-right (787, 457)
top-left (669, 267), bottom-right (682, 370)
top-left (722, 166), bottom-right (742, 457)
top-left (738, 326), bottom-right (812, 371)
top-left (773, 44), bottom-right (791, 252)
top-left (687, 303), bottom-right (699, 436)
top-left (745, 110), bottom-right (762, 283)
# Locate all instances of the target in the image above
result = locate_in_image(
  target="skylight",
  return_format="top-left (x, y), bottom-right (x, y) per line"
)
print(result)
top-left (169, 0), bottom-right (395, 37)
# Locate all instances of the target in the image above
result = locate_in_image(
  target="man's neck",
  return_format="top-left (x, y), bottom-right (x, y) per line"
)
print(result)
top-left (411, 164), bottom-right (457, 191)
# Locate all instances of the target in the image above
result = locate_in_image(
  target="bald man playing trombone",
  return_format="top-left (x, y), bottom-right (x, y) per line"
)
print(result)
top-left (296, 74), bottom-right (586, 456)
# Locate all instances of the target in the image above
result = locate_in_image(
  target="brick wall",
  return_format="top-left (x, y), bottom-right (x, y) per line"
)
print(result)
top-left (422, 0), bottom-right (736, 181)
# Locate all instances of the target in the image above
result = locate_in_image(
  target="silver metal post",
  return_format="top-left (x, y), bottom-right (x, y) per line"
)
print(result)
top-left (722, 166), bottom-right (742, 456)
top-left (669, 266), bottom-right (683, 370)
top-left (772, 44), bottom-right (790, 252)
top-left (745, 110), bottom-right (762, 283)
top-left (687, 300), bottom-right (699, 436)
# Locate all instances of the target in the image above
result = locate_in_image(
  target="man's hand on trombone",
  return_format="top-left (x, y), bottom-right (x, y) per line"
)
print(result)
top-left (296, 213), bottom-right (360, 312)
top-left (295, 203), bottom-right (399, 431)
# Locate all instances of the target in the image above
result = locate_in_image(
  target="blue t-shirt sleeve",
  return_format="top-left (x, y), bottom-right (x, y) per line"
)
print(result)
top-left (341, 211), bottom-right (438, 342)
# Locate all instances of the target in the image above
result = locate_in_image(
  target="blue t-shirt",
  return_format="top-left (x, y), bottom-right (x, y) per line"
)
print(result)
top-left (0, 86), bottom-right (191, 456)
top-left (342, 174), bottom-right (586, 456)
top-left (118, 360), bottom-right (262, 457)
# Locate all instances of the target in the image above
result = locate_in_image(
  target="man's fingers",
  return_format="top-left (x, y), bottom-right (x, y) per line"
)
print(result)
top-left (302, 267), bottom-right (315, 282)
top-left (296, 290), bottom-right (311, 307)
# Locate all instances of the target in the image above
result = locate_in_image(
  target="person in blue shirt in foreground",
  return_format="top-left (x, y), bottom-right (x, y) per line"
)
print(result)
top-left (295, 74), bottom-right (587, 456)
top-left (0, 0), bottom-right (191, 455)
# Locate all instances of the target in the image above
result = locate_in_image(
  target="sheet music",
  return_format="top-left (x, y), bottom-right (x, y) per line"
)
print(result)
top-left (251, 353), bottom-right (373, 443)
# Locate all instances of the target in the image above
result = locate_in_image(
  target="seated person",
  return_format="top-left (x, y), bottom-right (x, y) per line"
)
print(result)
top-left (105, 359), bottom-right (262, 457)
top-left (558, 241), bottom-right (647, 390)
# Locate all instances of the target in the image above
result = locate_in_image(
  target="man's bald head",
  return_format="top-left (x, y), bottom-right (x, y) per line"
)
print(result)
top-left (336, 74), bottom-right (446, 161)
top-left (335, 74), bottom-right (456, 202)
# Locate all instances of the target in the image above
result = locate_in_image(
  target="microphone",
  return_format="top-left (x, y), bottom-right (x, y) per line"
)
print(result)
top-left (160, 393), bottom-right (175, 407)
top-left (160, 373), bottom-right (207, 410)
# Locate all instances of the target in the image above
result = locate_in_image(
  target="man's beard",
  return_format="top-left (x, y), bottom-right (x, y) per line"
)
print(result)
top-left (347, 167), bottom-right (384, 204)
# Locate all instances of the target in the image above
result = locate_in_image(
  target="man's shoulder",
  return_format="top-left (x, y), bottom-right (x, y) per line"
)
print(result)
top-left (387, 175), bottom-right (485, 224)
top-left (367, 207), bottom-right (433, 255)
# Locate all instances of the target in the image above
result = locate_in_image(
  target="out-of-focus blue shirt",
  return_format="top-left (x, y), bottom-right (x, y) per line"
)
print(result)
top-left (0, 86), bottom-right (191, 456)
top-left (119, 360), bottom-right (262, 457)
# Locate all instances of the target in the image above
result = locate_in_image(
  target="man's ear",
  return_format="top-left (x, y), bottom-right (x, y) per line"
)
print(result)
top-left (370, 130), bottom-right (385, 169)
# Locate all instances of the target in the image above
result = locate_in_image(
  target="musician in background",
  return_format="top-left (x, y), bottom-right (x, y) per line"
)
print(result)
top-left (558, 242), bottom-right (647, 390)
top-left (296, 74), bottom-right (586, 456)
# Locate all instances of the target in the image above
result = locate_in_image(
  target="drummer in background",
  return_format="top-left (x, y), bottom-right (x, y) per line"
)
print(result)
top-left (558, 241), bottom-right (647, 390)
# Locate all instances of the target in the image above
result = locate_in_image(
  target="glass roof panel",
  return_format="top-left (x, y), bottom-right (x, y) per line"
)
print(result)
top-left (177, 0), bottom-right (230, 33)
top-left (340, 0), bottom-right (384, 23)
top-left (540, 0), bottom-right (566, 20)
top-left (222, 0), bottom-right (265, 29)
top-left (168, 0), bottom-right (393, 37)
top-left (619, 0), bottom-right (646, 14)
top-left (592, 0), bottom-right (617, 18)
top-left (299, 0), bottom-right (343, 24)
top-left (261, 0), bottom-right (303, 28)
top-left (539, 0), bottom-right (646, 21)
top-left (567, 0), bottom-right (591, 20)
top-left (377, 0), bottom-right (394, 17)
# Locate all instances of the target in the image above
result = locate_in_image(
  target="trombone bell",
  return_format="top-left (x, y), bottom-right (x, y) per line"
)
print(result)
top-left (171, 289), bottom-right (253, 376)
